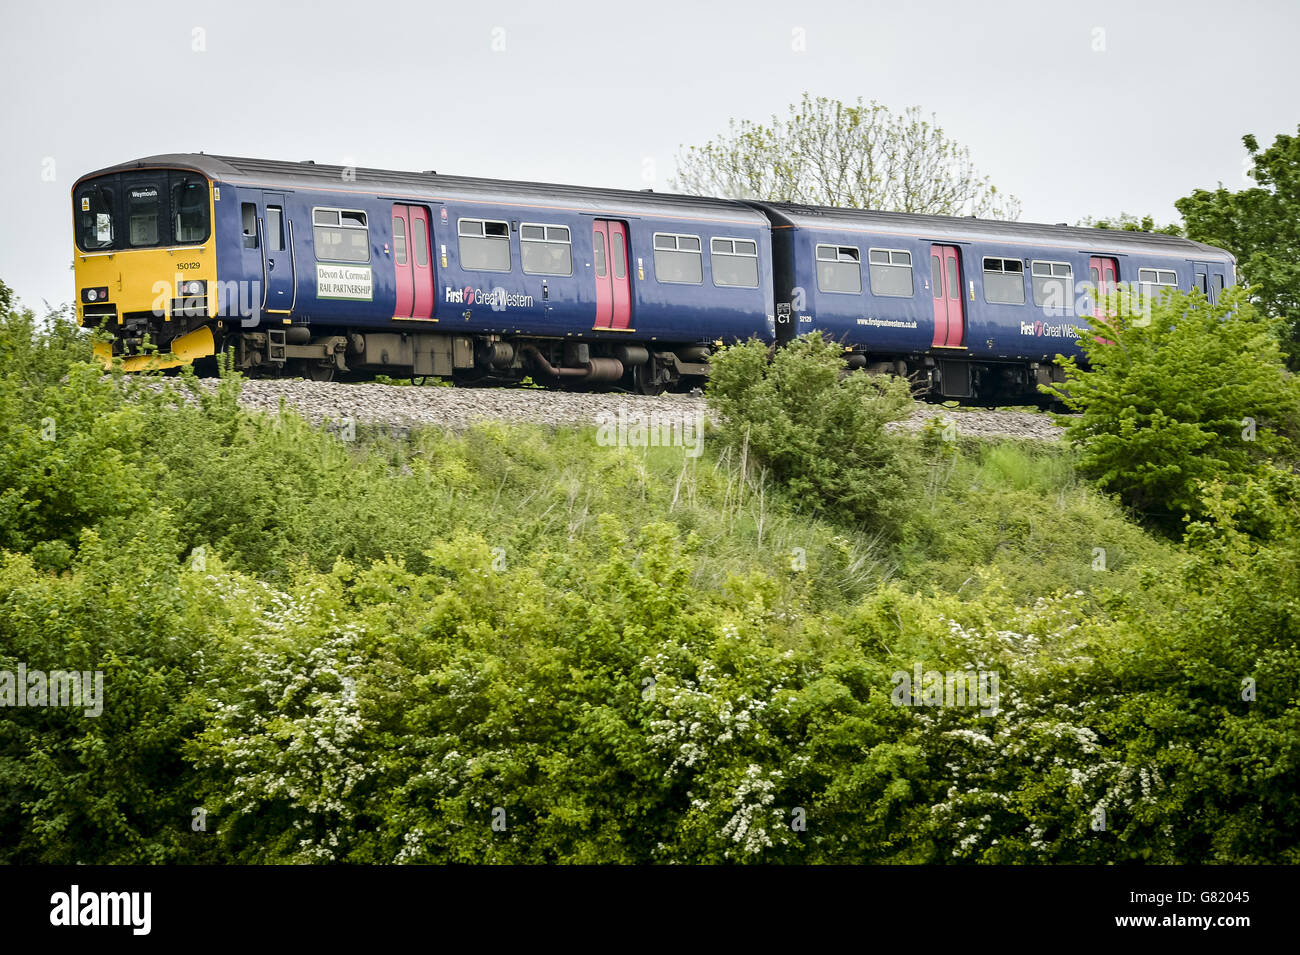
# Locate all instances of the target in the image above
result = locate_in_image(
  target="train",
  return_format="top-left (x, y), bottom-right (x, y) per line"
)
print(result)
top-left (72, 153), bottom-right (1236, 400)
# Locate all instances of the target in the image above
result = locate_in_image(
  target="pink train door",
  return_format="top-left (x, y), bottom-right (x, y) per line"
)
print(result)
top-left (393, 204), bottom-right (435, 321)
top-left (593, 219), bottom-right (631, 330)
top-left (930, 244), bottom-right (964, 347)
top-left (1089, 255), bottom-right (1118, 318)
top-left (593, 221), bottom-right (612, 329)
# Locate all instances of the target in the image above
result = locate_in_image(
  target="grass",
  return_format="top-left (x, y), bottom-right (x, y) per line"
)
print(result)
top-left (228, 410), bottom-right (1176, 615)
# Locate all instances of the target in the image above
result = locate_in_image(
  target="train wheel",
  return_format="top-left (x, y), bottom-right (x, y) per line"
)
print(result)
top-left (291, 358), bottom-right (335, 382)
top-left (630, 359), bottom-right (666, 396)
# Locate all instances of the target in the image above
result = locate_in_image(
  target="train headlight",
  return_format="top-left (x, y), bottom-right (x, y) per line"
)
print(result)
top-left (179, 280), bottom-right (206, 297)
top-left (81, 287), bottom-right (109, 303)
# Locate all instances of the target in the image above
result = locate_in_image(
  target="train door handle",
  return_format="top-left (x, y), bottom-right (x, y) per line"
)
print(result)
top-left (268, 259), bottom-right (275, 271)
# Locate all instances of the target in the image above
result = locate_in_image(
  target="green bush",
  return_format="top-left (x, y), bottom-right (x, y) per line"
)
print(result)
top-left (1048, 287), bottom-right (1300, 534)
top-left (707, 333), bottom-right (918, 534)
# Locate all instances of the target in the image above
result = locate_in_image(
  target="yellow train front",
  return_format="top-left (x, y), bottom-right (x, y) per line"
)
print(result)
top-left (72, 158), bottom-right (223, 372)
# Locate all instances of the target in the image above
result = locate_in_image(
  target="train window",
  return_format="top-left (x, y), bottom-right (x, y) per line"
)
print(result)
top-left (76, 183), bottom-right (115, 251)
top-left (414, 222), bottom-right (429, 268)
top-left (1031, 260), bottom-right (1073, 312)
top-left (241, 203), bottom-right (258, 249)
top-left (983, 257), bottom-right (1025, 305)
top-left (868, 248), bottom-right (913, 298)
top-left (458, 217), bottom-right (511, 272)
top-left (612, 234), bottom-right (626, 279)
top-left (710, 237), bottom-right (759, 288)
top-left (1137, 268), bottom-right (1178, 286)
top-left (593, 230), bottom-right (608, 277)
top-left (521, 222), bottom-right (573, 276)
top-left (392, 216), bottom-right (408, 265)
top-left (171, 176), bottom-right (209, 244)
top-left (76, 171), bottom-right (209, 251)
top-left (653, 233), bottom-right (703, 284)
top-left (1211, 273), bottom-right (1224, 296)
top-left (816, 244), bottom-right (861, 294)
top-left (266, 207), bottom-right (283, 252)
top-left (931, 255), bottom-right (942, 298)
top-left (1138, 268), bottom-right (1178, 302)
top-left (313, 206), bottom-right (371, 263)
top-left (127, 184), bottom-right (162, 247)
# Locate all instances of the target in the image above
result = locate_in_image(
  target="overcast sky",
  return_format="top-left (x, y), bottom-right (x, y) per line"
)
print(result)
top-left (2, 0), bottom-right (1296, 311)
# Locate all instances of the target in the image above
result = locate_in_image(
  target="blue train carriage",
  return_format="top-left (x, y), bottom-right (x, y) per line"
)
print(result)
top-left (753, 202), bottom-right (1236, 401)
top-left (73, 154), bottom-right (774, 391)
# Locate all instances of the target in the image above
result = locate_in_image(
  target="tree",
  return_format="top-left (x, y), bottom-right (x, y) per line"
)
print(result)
top-left (672, 94), bottom-right (1021, 219)
top-left (1046, 287), bottom-right (1300, 534)
top-left (1176, 127), bottom-right (1300, 367)
top-left (1076, 213), bottom-right (1182, 236)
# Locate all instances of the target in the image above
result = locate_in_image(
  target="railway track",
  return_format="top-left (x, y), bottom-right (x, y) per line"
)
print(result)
top-left (150, 378), bottom-right (1070, 442)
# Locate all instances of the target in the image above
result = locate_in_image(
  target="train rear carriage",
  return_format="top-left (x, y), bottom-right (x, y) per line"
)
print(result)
top-left (73, 154), bottom-right (774, 391)
top-left (753, 202), bottom-right (1235, 401)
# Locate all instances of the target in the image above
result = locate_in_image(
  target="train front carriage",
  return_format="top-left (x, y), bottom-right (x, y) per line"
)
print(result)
top-left (73, 154), bottom-right (775, 391)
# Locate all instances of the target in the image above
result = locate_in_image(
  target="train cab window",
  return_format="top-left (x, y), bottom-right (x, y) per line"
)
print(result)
top-left (313, 207), bottom-right (370, 263)
top-left (653, 233), bottom-right (703, 284)
top-left (521, 223), bottom-right (573, 276)
top-left (1031, 261), bottom-right (1073, 312)
top-left (171, 176), bottom-right (209, 244)
top-left (75, 170), bottom-right (208, 251)
top-left (266, 207), bottom-right (284, 252)
top-left (1138, 268), bottom-right (1178, 301)
top-left (1211, 273), bottom-right (1225, 299)
top-left (710, 237), bottom-right (759, 288)
top-left (127, 184), bottom-right (162, 247)
top-left (983, 257), bottom-right (1026, 305)
top-left (868, 248), bottom-right (912, 297)
top-left (392, 216), bottom-right (408, 265)
top-left (816, 244), bottom-right (861, 294)
top-left (76, 183), bottom-right (115, 250)
top-left (241, 203), bottom-right (258, 249)
top-left (458, 218), bottom-right (511, 272)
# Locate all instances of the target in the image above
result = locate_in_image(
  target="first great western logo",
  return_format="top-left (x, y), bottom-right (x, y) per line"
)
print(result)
top-left (444, 286), bottom-right (534, 309)
top-left (1020, 320), bottom-right (1085, 338)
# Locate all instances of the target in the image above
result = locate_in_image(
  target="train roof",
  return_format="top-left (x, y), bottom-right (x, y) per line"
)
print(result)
top-left (74, 153), bottom-right (770, 225)
top-left (752, 200), bottom-right (1233, 261)
top-left (74, 154), bottom-right (1233, 261)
